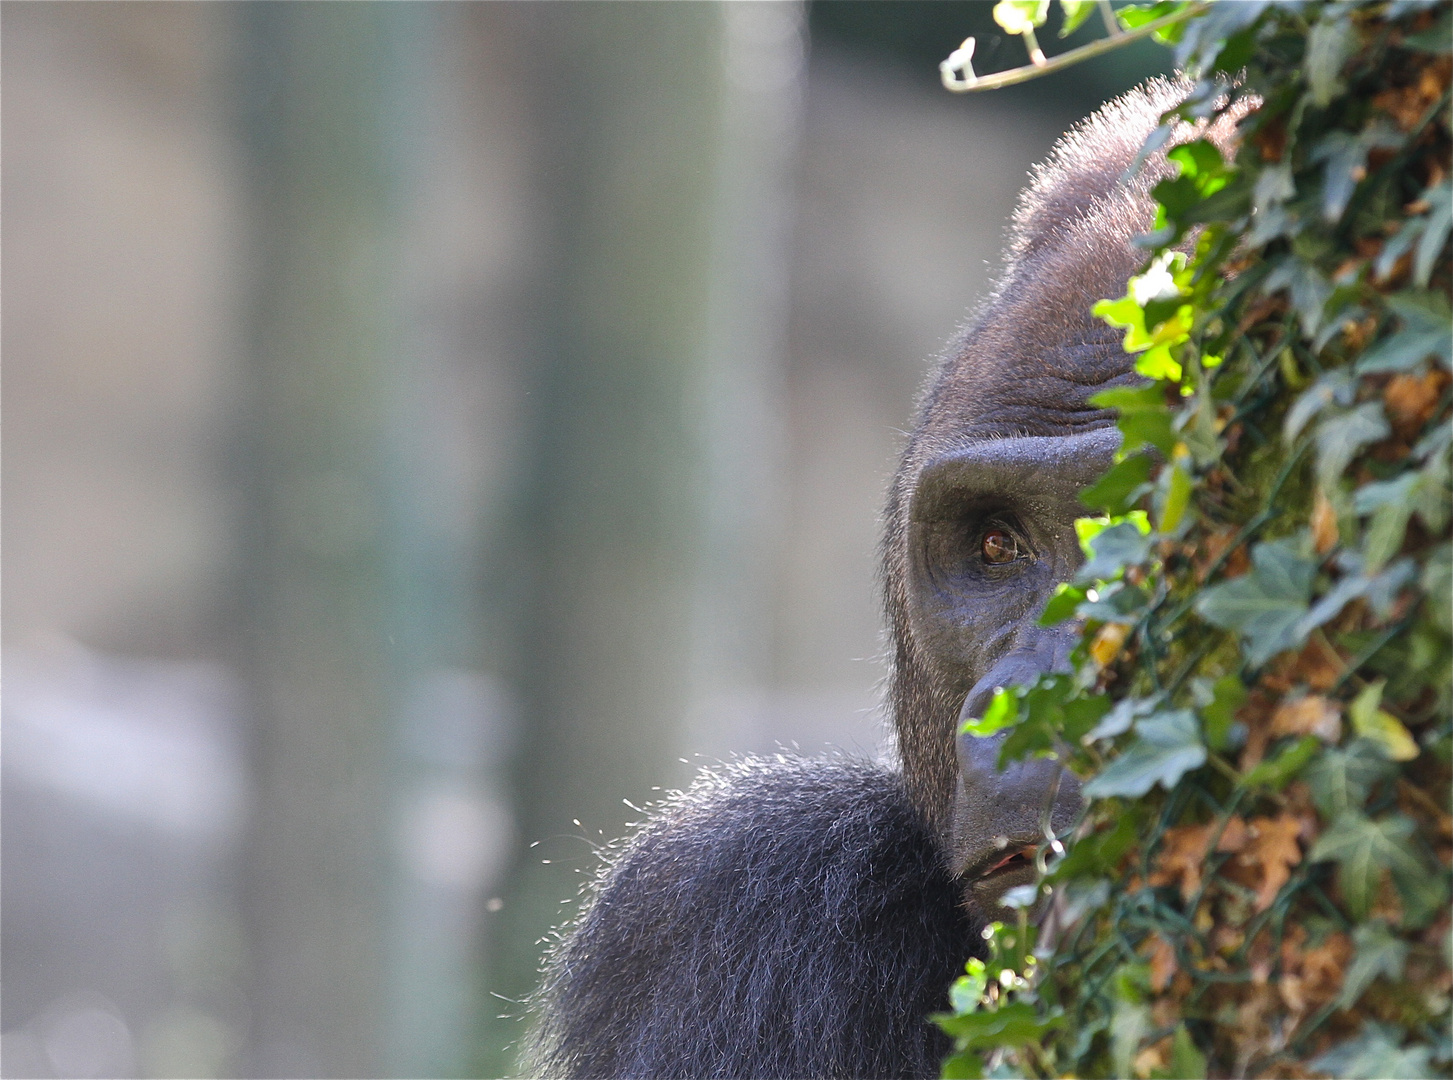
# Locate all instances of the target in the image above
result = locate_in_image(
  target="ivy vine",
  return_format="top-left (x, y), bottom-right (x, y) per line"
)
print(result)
top-left (936, 2), bottom-right (1452, 1077)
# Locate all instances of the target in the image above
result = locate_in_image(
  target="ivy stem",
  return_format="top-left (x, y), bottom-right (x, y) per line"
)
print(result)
top-left (1098, 0), bottom-right (1122, 38)
top-left (941, 3), bottom-right (1209, 93)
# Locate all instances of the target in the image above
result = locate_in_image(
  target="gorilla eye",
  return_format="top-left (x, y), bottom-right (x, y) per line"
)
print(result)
top-left (980, 527), bottom-right (1025, 565)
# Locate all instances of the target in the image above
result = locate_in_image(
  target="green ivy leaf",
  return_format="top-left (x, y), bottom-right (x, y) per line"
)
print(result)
top-left (1423, 542), bottom-right (1452, 635)
top-left (992, 0), bottom-right (1050, 35)
top-left (1413, 181), bottom-right (1452, 287)
top-left (940, 1048), bottom-right (985, 1080)
top-left (1308, 811), bottom-right (1423, 919)
top-left (1167, 138), bottom-right (1224, 183)
top-left (1310, 1023), bottom-right (1432, 1080)
top-left (1240, 735), bottom-right (1320, 791)
top-left (1195, 539), bottom-right (1316, 665)
top-left (1285, 370), bottom-right (1355, 443)
top-left (1357, 292), bottom-right (1453, 374)
top-left (1157, 460), bottom-right (1194, 533)
top-left (1135, 343), bottom-right (1184, 382)
top-left (1348, 680), bottom-right (1419, 762)
top-left (1052, 814), bottom-right (1138, 880)
top-left (1077, 520), bottom-right (1154, 583)
top-left (1265, 256), bottom-right (1333, 335)
top-left (1091, 385), bottom-right (1176, 457)
top-left (933, 1001), bottom-right (1060, 1047)
top-left (1057, 0), bottom-right (1097, 36)
top-left (1080, 453), bottom-right (1155, 515)
top-left (1040, 582), bottom-right (1089, 626)
top-left (1315, 403), bottom-right (1391, 488)
top-left (950, 958), bottom-right (989, 1013)
top-left (1338, 921), bottom-right (1409, 1009)
top-left (1305, 11), bottom-right (1354, 106)
top-left (1155, 1026), bottom-right (1208, 1080)
top-left (1199, 674), bottom-right (1247, 752)
top-left (1305, 739), bottom-right (1395, 817)
top-left (1312, 128), bottom-right (1397, 223)
top-left (1171, 0), bottom-right (1266, 71)
top-left (1083, 710), bottom-right (1206, 799)
top-left (962, 686), bottom-right (1019, 737)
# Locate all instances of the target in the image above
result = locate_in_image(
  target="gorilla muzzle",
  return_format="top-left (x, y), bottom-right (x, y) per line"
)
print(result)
top-left (952, 634), bottom-right (1084, 915)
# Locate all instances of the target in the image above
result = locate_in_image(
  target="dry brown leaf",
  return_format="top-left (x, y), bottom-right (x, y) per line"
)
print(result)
top-left (1134, 1040), bottom-right (1170, 1079)
top-left (1090, 622), bottom-right (1129, 667)
top-left (1147, 934), bottom-right (1179, 992)
top-left (1238, 691), bottom-right (1278, 770)
top-left (1149, 817), bottom-right (1250, 901)
top-left (1149, 824), bottom-right (1214, 900)
top-left (1299, 933), bottom-right (1352, 1010)
top-left (1280, 972), bottom-right (1309, 1013)
top-left (1194, 528), bottom-right (1247, 583)
top-left (1238, 814), bottom-right (1305, 912)
top-left (1386, 369), bottom-right (1451, 435)
top-left (1311, 489), bottom-right (1339, 554)
top-left (1217, 815), bottom-right (1251, 853)
top-left (1374, 56), bottom-right (1452, 129)
top-left (1270, 695), bottom-right (1343, 743)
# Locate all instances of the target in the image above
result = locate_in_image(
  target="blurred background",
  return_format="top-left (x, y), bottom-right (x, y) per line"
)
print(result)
top-left (1, 3), bottom-right (1166, 1077)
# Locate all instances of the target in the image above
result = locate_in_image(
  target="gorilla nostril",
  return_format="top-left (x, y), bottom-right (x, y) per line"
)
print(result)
top-left (959, 631), bottom-right (1080, 723)
top-left (959, 652), bottom-right (1048, 724)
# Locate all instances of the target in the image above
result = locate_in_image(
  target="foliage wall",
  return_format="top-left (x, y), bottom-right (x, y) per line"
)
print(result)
top-left (937, 2), bottom-right (1452, 1077)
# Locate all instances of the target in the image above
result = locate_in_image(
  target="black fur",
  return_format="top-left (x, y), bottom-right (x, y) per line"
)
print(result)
top-left (529, 757), bottom-right (981, 1079)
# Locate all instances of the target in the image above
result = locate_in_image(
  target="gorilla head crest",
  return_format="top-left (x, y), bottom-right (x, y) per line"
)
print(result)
top-left (883, 78), bottom-right (1243, 911)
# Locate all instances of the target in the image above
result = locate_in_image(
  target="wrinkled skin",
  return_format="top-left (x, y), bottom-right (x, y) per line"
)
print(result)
top-left (906, 429), bottom-right (1120, 896)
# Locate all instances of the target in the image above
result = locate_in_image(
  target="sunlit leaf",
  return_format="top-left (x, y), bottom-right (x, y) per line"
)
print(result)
top-left (963, 686), bottom-right (1019, 737)
top-left (933, 1001), bottom-right (1060, 1046)
top-left (1348, 680), bottom-right (1419, 761)
top-left (1091, 385), bottom-right (1177, 457)
top-left (1057, 0), bottom-right (1097, 36)
top-left (993, 0), bottom-right (1050, 35)
top-left (1157, 460), bottom-right (1194, 532)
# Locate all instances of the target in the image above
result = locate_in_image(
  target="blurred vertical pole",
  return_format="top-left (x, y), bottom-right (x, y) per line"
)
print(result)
top-left (233, 5), bottom-right (426, 1076)
top-left (476, 4), bottom-right (723, 1073)
top-left (477, 4), bottom-right (804, 1073)
top-left (686, 3), bottom-right (804, 757)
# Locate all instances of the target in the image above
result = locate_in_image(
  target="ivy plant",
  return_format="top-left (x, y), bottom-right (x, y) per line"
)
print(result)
top-left (936, 2), bottom-right (1452, 1077)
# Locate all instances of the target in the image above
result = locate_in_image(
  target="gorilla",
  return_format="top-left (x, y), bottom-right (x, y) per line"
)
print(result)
top-left (530, 79), bottom-right (1237, 1080)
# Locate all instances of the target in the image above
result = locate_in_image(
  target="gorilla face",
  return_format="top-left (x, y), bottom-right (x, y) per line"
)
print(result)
top-left (909, 429), bottom-right (1118, 895)
top-left (881, 79), bottom-right (1242, 914)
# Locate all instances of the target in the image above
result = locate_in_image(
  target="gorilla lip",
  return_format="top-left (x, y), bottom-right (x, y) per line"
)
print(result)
top-left (973, 846), bottom-right (1036, 882)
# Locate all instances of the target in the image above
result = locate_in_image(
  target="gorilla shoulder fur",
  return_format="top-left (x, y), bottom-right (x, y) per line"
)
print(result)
top-left (529, 79), bottom-right (1243, 1080)
top-left (530, 758), bottom-right (975, 1079)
